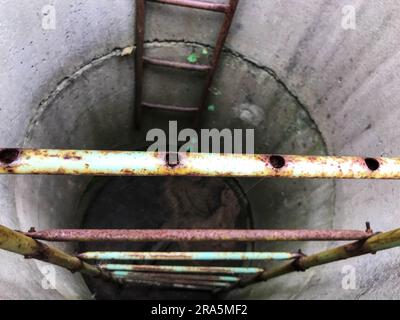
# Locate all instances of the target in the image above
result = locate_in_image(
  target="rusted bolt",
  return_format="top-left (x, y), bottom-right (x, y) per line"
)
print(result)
top-left (297, 249), bottom-right (307, 257)
top-left (292, 250), bottom-right (307, 272)
top-left (165, 152), bottom-right (180, 168)
top-left (364, 158), bottom-right (380, 171)
top-left (366, 222), bottom-right (373, 234)
top-left (0, 148), bottom-right (20, 165)
top-left (269, 155), bottom-right (286, 169)
top-left (28, 227), bottom-right (36, 233)
top-left (69, 259), bottom-right (84, 274)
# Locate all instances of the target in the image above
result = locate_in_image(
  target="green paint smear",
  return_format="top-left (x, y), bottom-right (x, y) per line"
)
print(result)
top-left (187, 53), bottom-right (198, 64)
top-left (208, 105), bottom-right (216, 112)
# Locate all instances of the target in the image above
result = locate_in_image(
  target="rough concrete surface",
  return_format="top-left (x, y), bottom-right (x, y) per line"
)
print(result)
top-left (0, 0), bottom-right (399, 299)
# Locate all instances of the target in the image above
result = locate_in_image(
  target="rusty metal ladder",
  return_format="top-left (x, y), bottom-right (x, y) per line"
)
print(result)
top-left (134, 0), bottom-right (239, 128)
top-left (1, 148), bottom-right (400, 292)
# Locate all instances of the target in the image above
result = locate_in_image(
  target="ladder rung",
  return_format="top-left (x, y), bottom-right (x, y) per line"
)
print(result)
top-left (142, 102), bottom-right (199, 112)
top-left (143, 56), bottom-right (211, 72)
top-left (147, 0), bottom-right (229, 13)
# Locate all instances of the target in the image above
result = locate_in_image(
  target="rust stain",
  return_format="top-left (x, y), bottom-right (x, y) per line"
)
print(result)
top-left (63, 155), bottom-right (82, 160)
top-left (26, 229), bottom-right (372, 242)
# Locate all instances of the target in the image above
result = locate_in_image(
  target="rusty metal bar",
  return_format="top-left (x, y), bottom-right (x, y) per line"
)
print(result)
top-left (134, 0), bottom-right (146, 128)
top-left (134, 1), bottom-right (239, 126)
top-left (78, 251), bottom-right (301, 261)
top-left (142, 102), bottom-right (198, 112)
top-left (114, 274), bottom-right (232, 289)
top-left (0, 225), bottom-right (120, 284)
top-left (112, 270), bottom-right (238, 283)
top-left (100, 264), bottom-right (264, 275)
top-left (123, 278), bottom-right (215, 291)
top-left (143, 56), bottom-right (211, 72)
top-left (1, 148), bottom-right (399, 179)
top-left (113, 271), bottom-right (231, 288)
top-left (195, 0), bottom-right (239, 125)
top-left (243, 228), bottom-right (400, 286)
top-left (26, 228), bottom-right (373, 242)
top-left (147, 0), bottom-right (230, 13)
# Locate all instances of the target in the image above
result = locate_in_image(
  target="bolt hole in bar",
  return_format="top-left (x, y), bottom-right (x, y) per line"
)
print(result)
top-left (0, 148), bottom-right (20, 165)
top-left (165, 152), bottom-right (180, 168)
top-left (1, 149), bottom-right (400, 179)
top-left (269, 155), bottom-right (286, 169)
top-left (365, 157), bottom-right (380, 171)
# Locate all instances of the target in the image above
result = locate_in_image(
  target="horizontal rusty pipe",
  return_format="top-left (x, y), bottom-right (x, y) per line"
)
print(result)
top-left (100, 264), bottom-right (264, 275)
top-left (244, 228), bottom-right (400, 286)
top-left (143, 56), bottom-right (212, 72)
top-left (78, 251), bottom-right (301, 261)
top-left (0, 224), bottom-right (120, 284)
top-left (142, 102), bottom-right (199, 112)
top-left (124, 278), bottom-right (231, 288)
top-left (128, 278), bottom-right (230, 288)
top-left (0, 148), bottom-right (398, 179)
top-left (147, 0), bottom-right (230, 13)
top-left (123, 278), bottom-right (215, 291)
top-left (113, 271), bottom-right (232, 287)
top-left (111, 270), bottom-right (239, 282)
top-left (25, 229), bottom-right (373, 242)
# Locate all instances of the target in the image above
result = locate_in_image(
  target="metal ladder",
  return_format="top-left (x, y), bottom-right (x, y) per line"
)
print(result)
top-left (134, 0), bottom-right (240, 128)
top-left (1, 148), bottom-right (399, 292)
